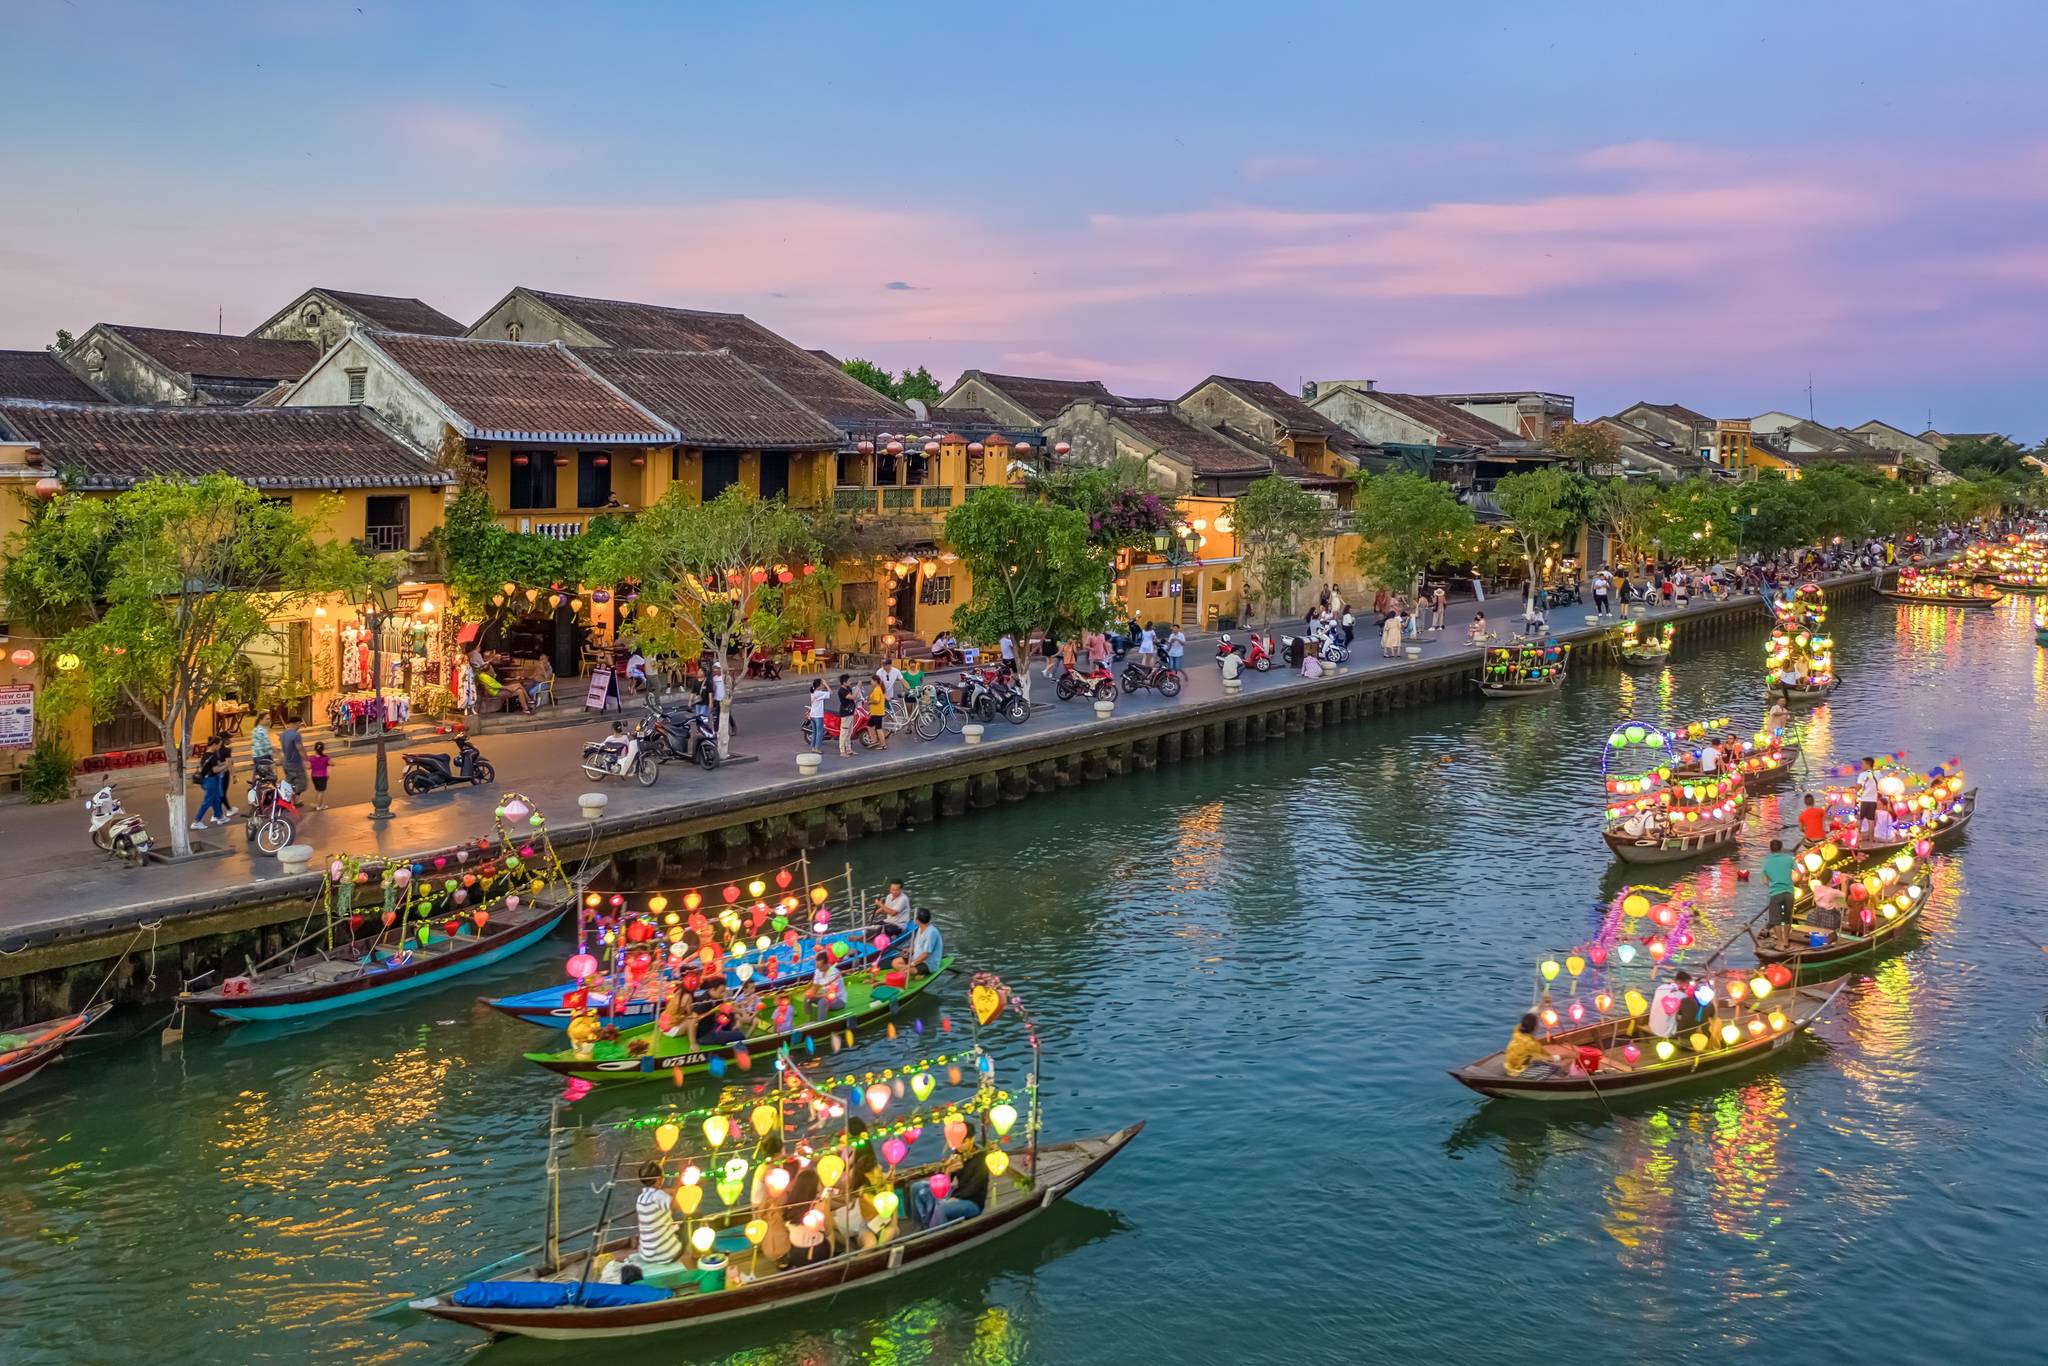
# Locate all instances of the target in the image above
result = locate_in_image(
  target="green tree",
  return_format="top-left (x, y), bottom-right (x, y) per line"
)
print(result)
top-left (1491, 467), bottom-right (1584, 598)
top-left (1233, 475), bottom-right (1331, 623)
top-left (942, 488), bottom-right (1110, 702)
top-left (4, 475), bottom-right (369, 854)
top-left (584, 486), bottom-right (833, 756)
top-left (841, 358), bottom-right (897, 398)
top-left (894, 366), bottom-right (944, 406)
top-left (1349, 471), bottom-right (1476, 600)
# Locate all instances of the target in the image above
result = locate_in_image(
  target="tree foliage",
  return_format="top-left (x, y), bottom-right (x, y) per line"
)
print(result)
top-left (3, 476), bottom-right (369, 853)
top-left (942, 489), bottom-right (1109, 699)
top-left (1349, 471), bottom-right (1476, 596)
top-left (584, 486), bottom-right (834, 754)
top-left (1233, 475), bottom-right (1330, 622)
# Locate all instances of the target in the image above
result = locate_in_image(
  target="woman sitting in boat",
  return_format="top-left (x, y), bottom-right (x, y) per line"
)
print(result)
top-left (1502, 1012), bottom-right (1578, 1079)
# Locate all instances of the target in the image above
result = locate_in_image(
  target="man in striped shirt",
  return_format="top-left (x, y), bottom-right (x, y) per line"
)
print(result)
top-left (634, 1161), bottom-right (683, 1266)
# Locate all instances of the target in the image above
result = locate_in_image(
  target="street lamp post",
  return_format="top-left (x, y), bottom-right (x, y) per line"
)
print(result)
top-left (363, 582), bottom-right (397, 823)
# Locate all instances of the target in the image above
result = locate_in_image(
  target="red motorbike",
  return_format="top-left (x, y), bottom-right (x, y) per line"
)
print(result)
top-left (1054, 661), bottom-right (1117, 702)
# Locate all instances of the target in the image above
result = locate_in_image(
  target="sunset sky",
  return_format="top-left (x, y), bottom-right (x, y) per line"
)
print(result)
top-left (6, 0), bottom-right (2046, 436)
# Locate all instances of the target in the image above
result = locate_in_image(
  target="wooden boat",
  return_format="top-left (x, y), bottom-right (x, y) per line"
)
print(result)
top-left (1604, 817), bottom-right (1741, 865)
top-left (409, 1122), bottom-right (1141, 1341)
top-left (0, 1001), bottom-right (111, 1095)
top-left (486, 932), bottom-right (883, 1029)
top-left (1450, 977), bottom-right (1847, 1103)
top-left (525, 957), bottom-right (956, 1085)
top-left (179, 894), bottom-right (574, 1023)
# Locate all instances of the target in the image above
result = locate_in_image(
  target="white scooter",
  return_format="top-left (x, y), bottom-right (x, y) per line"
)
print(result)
top-left (87, 784), bottom-right (155, 866)
top-left (580, 718), bottom-right (658, 787)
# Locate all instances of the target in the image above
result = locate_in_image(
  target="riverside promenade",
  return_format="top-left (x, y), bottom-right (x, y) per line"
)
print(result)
top-left (1, 578), bottom-right (1859, 1003)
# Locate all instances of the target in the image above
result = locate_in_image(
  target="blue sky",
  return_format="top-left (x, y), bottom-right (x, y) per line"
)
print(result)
top-left (6, 0), bottom-right (2047, 436)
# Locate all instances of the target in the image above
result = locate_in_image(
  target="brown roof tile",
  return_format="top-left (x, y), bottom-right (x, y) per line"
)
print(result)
top-left (520, 290), bottom-right (906, 425)
top-left (368, 334), bottom-right (673, 443)
top-left (0, 350), bottom-right (105, 404)
top-left (574, 348), bottom-right (842, 449)
top-left (317, 289), bottom-right (465, 336)
top-left (0, 400), bottom-right (448, 491)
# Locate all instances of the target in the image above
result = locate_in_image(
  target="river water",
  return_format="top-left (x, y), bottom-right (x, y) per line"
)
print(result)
top-left (4, 595), bottom-right (2045, 1365)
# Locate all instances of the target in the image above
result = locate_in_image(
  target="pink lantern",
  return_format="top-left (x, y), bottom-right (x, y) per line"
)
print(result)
top-left (567, 952), bottom-right (598, 979)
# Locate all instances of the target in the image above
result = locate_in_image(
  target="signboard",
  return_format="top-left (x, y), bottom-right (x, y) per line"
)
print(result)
top-left (584, 667), bottom-right (617, 711)
top-left (0, 684), bottom-right (32, 750)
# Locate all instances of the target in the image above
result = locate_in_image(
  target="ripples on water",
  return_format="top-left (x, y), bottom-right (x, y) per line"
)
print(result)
top-left (2, 599), bottom-right (2046, 1364)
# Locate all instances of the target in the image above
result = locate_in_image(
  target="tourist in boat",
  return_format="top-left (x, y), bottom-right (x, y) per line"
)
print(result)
top-left (1797, 793), bottom-right (1827, 846)
top-left (1502, 1011), bottom-right (1576, 1079)
top-left (781, 1165), bottom-right (831, 1267)
top-left (1854, 758), bottom-right (1881, 837)
top-left (1762, 838), bottom-right (1800, 948)
top-left (911, 1133), bottom-right (991, 1229)
top-left (904, 908), bottom-right (943, 980)
top-left (634, 1160), bottom-right (685, 1269)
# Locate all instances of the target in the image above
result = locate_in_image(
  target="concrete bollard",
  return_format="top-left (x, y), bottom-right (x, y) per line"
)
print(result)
top-left (962, 723), bottom-right (985, 746)
top-left (578, 791), bottom-right (609, 820)
top-left (796, 752), bottom-right (822, 776)
top-left (1093, 698), bottom-right (1116, 720)
top-left (277, 843), bottom-right (315, 873)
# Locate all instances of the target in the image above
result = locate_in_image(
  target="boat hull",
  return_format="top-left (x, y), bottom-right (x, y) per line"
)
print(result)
top-left (1604, 822), bottom-right (1740, 865)
top-left (410, 1123), bottom-right (1144, 1341)
top-left (181, 905), bottom-right (571, 1022)
top-left (1449, 979), bottom-right (1846, 1104)
top-left (484, 932), bottom-right (882, 1029)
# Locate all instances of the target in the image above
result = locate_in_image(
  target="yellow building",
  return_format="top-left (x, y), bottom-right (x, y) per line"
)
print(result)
top-left (0, 399), bottom-right (454, 784)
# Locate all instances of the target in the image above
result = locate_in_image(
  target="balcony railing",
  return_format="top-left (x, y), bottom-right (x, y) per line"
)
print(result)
top-left (363, 523), bottom-right (410, 553)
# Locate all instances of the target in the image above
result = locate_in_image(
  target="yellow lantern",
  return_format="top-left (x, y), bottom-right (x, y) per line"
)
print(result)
top-left (990, 1103), bottom-right (1018, 1137)
top-left (750, 1104), bottom-right (778, 1138)
top-left (655, 1122), bottom-right (680, 1153)
top-left (691, 1225), bottom-right (716, 1254)
top-left (744, 1219), bottom-right (768, 1246)
top-left (704, 1114), bottom-right (730, 1147)
top-left (985, 1149), bottom-right (1010, 1177)
top-left (816, 1153), bottom-right (846, 1188)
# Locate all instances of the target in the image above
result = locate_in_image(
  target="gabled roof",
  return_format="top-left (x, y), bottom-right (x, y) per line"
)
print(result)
top-left (315, 289), bottom-right (465, 336)
top-left (500, 289), bottom-right (906, 425)
top-left (0, 399), bottom-right (449, 491)
top-left (83, 325), bottom-right (319, 402)
top-left (574, 348), bottom-right (843, 450)
top-left (945, 370), bottom-right (1121, 424)
top-left (1108, 405), bottom-right (1278, 479)
top-left (1346, 389), bottom-right (1516, 447)
top-left (362, 334), bottom-right (674, 444)
top-left (0, 350), bottom-right (106, 404)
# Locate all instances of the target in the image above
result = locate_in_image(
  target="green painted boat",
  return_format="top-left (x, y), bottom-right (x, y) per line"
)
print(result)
top-left (524, 957), bottom-right (956, 1085)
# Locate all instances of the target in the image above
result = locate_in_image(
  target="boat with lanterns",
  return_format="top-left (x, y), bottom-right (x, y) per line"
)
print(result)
top-left (483, 857), bottom-right (885, 1030)
top-left (174, 795), bottom-right (582, 1024)
top-left (1477, 641), bottom-right (1570, 699)
top-left (1764, 584), bottom-right (1837, 703)
top-left (1615, 619), bottom-right (1674, 666)
top-left (1600, 721), bottom-right (1745, 864)
top-left (408, 976), bottom-right (1142, 1341)
top-left (1451, 884), bottom-right (1847, 1103)
top-left (523, 951), bottom-right (957, 1086)
top-left (1751, 838), bottom-right (1938, 970)
top-left (1877, 567), bottom-right (2003, 608)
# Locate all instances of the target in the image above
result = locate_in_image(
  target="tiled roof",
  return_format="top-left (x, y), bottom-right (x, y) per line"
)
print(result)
top-left (0, 400), bottom-right (449, 490)
top-left (574, 348), bottom-right (843, 449)
top-left (1111, 406), bottom-right (1275, 478)
top-left (518, 290), bottom-right (906, 425)
top-left (955, 370), bottom-right (1120, 423)
top-left (368, 334), bottom-right (673, 443)
top-left (1200, 375), bottom-right (1379, 457)
top-left (1354, 390), bottom-right (1515, 447)
top-left (0, 350), bottom-right (105, 403)
top-left (95, 326), bottom-right (319, 392)
top-left (318, 289), bottom-right (465, 336)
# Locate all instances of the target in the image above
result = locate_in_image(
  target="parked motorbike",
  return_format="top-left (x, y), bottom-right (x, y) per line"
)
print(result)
top-left (1120, 660), bottom-right (1184, 698)
top-left (87, 783), bottom-right (153, 866)
top-left (1055, 661), bottom-right (1118, 702)
top-left (650, 703), bottom-right (722, 770)
top-left (242, 759), bottom-right (299, 854)
top-left (401, 729), bottom-right (496, 795)
top-left (582, 718), bottom-right (659, 786)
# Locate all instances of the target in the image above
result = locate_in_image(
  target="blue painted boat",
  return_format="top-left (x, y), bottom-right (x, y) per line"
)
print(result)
top-left (178, 900), bottom-right (573, 1023)
top-left (482, 930), bottom-right (883, 1028)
